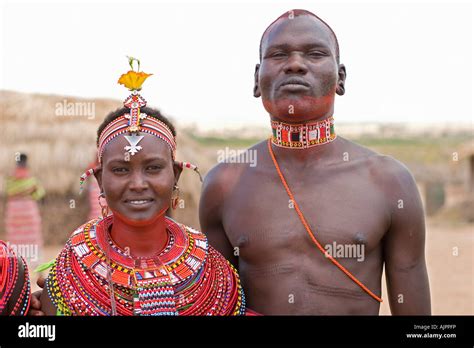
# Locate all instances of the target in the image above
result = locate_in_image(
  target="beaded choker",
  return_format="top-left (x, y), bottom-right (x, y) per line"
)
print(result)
top-left (271, 116), bottom-right (336, 149)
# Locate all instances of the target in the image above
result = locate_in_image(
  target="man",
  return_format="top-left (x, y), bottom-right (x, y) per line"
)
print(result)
top-left (200, 9), bottom-right (431, 315)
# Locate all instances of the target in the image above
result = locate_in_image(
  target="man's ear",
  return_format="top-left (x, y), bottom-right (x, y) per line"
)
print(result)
top-left (173, 161), bottom-right (184, 186)
top-left (336, 64), bottom-right (346, 96)
top-left (253, 64), bottom-right (261, 98)
top-left (93, 166), bottom-right (104, 193)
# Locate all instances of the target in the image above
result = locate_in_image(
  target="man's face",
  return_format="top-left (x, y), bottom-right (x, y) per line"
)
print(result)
top-left (98, 133), bottom-right (176, 222)
top-left (255, 15), bottom-right (344, 122)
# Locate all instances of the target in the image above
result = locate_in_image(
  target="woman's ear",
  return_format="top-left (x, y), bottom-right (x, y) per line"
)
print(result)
top-left (173, 161), bottom-right (184, 186)
top-left (93, 166), bottom-right (104, 192)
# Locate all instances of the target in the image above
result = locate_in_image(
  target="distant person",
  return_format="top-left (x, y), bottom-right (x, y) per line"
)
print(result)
top-left (5, 153), bottom-right (45, 269)
top-left (200, 9), bottom-right (431, 314)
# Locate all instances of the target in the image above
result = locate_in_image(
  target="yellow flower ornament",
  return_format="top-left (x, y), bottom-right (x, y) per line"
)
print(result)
top-left (117, 56), bottom-right (152, 91)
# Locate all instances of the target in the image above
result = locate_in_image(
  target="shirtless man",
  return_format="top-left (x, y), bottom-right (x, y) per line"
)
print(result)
top-left (199, 9), bottom-right (431, 315)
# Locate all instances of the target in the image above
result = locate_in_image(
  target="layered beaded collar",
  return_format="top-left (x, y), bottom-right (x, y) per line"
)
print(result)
top-left (271, 116), bottom-right (336, 149)
top-left (46, 216), bottom-right (246, 316)
top-left (71, 215), bottom-right (205, 288)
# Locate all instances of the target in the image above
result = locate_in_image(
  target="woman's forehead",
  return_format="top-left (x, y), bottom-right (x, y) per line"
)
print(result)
top-left (101, 132), bottom-right (172, 162)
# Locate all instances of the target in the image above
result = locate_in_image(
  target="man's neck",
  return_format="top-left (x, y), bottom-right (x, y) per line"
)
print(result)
top-left (270, 113), bottom-right (331, 125)
top-left (109, 210), bottom-right (168, 258)
top-left (269, 114), bottom-right (338, 164)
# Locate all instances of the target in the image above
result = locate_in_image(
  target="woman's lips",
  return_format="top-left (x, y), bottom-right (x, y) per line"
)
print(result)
top-left (124, 198), bottom-right (155, 209)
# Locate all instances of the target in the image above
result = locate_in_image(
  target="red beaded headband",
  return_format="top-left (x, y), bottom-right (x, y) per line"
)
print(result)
top-left (97, 112), bottom-right (177, 163)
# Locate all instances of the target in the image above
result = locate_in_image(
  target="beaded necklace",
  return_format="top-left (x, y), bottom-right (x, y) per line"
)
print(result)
top-left (0, 240), bottom-right (31, 315)
top-left (46, 216), bottom-right (246, 315)
top-left (271, 116), bottom-right (336, 149)
top-left (102, 223), bottom-right (178, 316)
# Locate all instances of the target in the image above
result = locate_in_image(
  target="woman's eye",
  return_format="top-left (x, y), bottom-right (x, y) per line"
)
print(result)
top-left (112, 168), bottom-right (128, 173)
top-left (147, 166), bottom-right (162, 171)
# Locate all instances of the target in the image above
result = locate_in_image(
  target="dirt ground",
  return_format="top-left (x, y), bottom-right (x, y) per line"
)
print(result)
top-left (31, 220), bottom-right (473, 315)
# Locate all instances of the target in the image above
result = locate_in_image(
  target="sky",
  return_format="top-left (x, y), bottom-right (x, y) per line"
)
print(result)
top-left (1, 0), bottom-right (473, 130)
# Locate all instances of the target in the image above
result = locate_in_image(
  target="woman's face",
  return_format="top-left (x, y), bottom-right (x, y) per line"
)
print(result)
top-left (97, 133), bottom-right (177, 222)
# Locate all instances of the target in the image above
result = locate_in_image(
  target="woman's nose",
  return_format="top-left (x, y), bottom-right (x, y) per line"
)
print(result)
top-left (128, 171), bottom-right (148, 191)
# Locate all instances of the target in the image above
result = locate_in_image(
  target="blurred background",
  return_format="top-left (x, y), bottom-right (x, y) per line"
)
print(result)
top-left (0, 0), bottom-right (472, 314)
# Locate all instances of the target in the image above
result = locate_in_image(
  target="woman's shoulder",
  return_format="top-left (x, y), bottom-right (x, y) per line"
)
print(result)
top-left (44, 217), bottom-right (103, 281)
top-left (70, 217), bottom-right (102, 237)
top-left (179, 223), bottom-right (236, 271)
top-left (60, 217), bottom-right (105, 251)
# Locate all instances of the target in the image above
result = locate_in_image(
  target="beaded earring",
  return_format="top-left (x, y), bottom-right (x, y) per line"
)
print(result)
top-left (171, 185), bottom-right (180, 210)
top-left (98, 192), bottom-right (109, 218)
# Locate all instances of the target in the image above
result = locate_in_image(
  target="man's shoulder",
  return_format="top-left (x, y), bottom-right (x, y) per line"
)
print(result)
top-left (339, 136), bottom-right (409, 170)
top-left (337, 136), bottom-right (379, 158)
top-left (339, 136), bottom-right (416, 191)
top-left (204, 139), bottom-right (267, 186)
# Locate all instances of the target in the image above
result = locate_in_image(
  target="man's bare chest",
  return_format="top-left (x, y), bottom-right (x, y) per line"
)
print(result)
top-left (222, 166), bottom-right (390, 262)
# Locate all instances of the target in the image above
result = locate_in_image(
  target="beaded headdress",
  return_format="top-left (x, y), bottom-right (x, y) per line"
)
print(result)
top-left (80, 57), bottom-right (201, 193)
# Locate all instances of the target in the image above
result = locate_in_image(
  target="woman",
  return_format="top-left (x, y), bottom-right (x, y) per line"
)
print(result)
top-left (0, 240), bottom-right (31, 315)
top-left (5, 153), bottom-right (45, 269)
top-left (40, 59), bottom-right (249, 316)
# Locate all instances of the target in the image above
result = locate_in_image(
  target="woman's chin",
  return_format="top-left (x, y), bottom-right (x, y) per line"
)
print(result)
top-left (113, 207), bottom-right (166, 225)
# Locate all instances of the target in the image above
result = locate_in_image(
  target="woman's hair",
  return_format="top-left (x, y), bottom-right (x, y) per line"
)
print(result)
top-left (96, 107), bottom-right (176, 146)
top-left (16, 153), bottom-right (28, 166)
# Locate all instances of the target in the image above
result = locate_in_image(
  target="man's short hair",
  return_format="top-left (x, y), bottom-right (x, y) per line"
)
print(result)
top-left (259, 9), bottom-right (340, 64)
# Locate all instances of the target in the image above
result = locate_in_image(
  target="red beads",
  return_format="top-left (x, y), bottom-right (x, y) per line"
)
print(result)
top-left (46, 217), bottom-right (246, 316)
